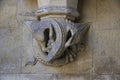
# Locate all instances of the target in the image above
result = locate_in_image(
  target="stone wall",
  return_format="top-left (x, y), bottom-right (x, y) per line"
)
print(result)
top-left (0, 0), bottom-right (120, 80)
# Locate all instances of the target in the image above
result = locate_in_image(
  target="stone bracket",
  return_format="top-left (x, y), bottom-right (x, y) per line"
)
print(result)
top-left (25, 0), bottom-right (90, 67)
top-left (25, 19), bottom-right (90, 67)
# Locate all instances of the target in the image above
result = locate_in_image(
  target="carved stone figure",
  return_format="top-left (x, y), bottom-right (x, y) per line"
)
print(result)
top-left (25, 0), bottom-right (90, 67)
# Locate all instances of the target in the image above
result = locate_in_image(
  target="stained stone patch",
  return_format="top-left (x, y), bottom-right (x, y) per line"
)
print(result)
top-left (93, 30), bottom-right (120, 74)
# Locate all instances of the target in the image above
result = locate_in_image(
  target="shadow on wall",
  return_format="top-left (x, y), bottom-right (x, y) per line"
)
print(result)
top-left (77, 0), bottom-right (88, 22)
top-left (77, 0), bottom-right (120, 19)
top-left (115, 0), bottom-right (120, 7)
top-left (0, 0), bottom-right (4, 7)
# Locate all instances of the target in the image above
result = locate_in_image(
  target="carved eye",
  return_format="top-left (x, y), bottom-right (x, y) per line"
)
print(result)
top-left (44, 27), bottom-right (56, 47)
top-left (44, 28), bottom-right (50, 47)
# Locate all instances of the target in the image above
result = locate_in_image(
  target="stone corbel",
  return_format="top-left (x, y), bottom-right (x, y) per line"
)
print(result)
top-left (25, 0), bottom-right (90, 67)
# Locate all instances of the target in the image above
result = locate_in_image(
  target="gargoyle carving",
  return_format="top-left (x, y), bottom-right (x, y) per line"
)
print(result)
top-left (25, 0), bottom-right (90, 67)
top-left (26, 19), bottom-right (89, 66)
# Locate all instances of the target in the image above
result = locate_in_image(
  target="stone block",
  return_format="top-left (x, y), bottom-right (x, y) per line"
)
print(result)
top-left (93, 30), bottom-right (120, 74)
top-left (114, 75), bottom-right (120, 80)
top-left (0, 74), bottom-right (21, 80)
top-left (79, 0), bottom-right (96, 22)
top-left (0, 27), bottom-right (23, 73)
top-left (21, 74), bottom-right (91, 80)
top-left (21, 74), bottom-right (54, 80)
top-left (93, 75), bottom-right (114, 80)
top-left (38, 0), bottom-right (78, 8)
top-left (54, 74), bottom-right (91, 80)
top-left (0, 0), bottom-right (17, 28)
top-left (93, 0), bottom-right (120, 31)
top-left (17, 0), bottom-right (37, 22)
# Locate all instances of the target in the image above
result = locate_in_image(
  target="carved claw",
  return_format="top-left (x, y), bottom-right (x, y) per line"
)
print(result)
top-left (65, 47), bottom-right (77, 64)
top-left (25, 57), bottom-right (38, 67)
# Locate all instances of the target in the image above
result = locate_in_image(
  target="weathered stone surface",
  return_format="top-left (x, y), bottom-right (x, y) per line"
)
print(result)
top-left (93, 30), bottom-right (120, 74)
top-left (17, 0), bottom-right (37, 22)
top-left (37, 0), bottom-right (79, 19)
top-left (78, 0), bottom-right (96, 22)
top-left (93, 74), bottom-right (120, 80)
top-left (80, 0), bottom-right (120, 74)
top-left (93, 0), bottom-right (120, 31)
top-left (21, 74), bottom-right (54, 80)
top-left (21, 74), bottom-right (91, 80)
top-left (93, 75), bottom-right (114, 80)
top-left (22, 25), bottom-right (92, 73)
top-left (114, 75), bottom-right (120, 80)
top-left (22, 24), bottom-right (92, 73)
top-left (0, 74), bottom-right (21, 80)
top-left (0, 27), bottom-right (23, 73)
top-left (21, 0), bottom-right (92, 73)
top-left (38, 0), bottom-right (78, 8)
top-left (54, 74), bottom-right (91, 80)
top-left (0, 0), bottom-right (17, 28)
top-left (0, 0), bottom-right (120, 79)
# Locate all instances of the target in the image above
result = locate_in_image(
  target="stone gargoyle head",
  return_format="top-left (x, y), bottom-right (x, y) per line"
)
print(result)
top-left (25, 18), bottom-right (90, 66)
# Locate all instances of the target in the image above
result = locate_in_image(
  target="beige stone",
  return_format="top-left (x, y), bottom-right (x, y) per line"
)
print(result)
top-left (0, 0), bottom-right (120, 79)
top-left (93, 30), bottom-right (120, 74)
top-left (93, 75), bottom-right (114, 80)
top-left (22, 25), bottom-right (92, 73)
top-left (21, 74), bottom-right (91, 80)
top-left (0, 0), bottom-right (17, 28)
top-left (17, 0), bottom-right (38, 23)
top-left (0, 27), bottom-right (23, 74)
top-left (37, 0), bottom-right (79, 20)
top-left (38, 0), bottom-right (78, 8)
top-left (0, 74), bottom-right (21, 80)
top-left (53, 74), bottom-right (91, 80)
top-left (114, 75), bottom-right (120, 80)
top-left (21, 74), bottom-right (54, 80)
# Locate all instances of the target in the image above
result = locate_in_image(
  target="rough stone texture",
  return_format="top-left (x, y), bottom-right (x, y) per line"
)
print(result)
top-left (0, 0), bottom-right (22, 74)
top-left (17, 0), bottom-right (37, 22)
top-left (93, 75), bottom-right (114, 80)
top-left (92, 0), bottom-right (120, 74)
top-left (21, 74), bottom-right (54, 80)
top-left (114, 75), bottom-right (120, 80)
top-left (22, 43), bottom-right (92, 73)
top-left (22, 22), bottom-right (92, 73)
top-left (0, 74), bottom-right (20, 80)
top-left (53, 74), bottom-right (91, 80)
top-left (0, 74), bottom-right (91, 80)
top-left (93, 30), bottom-right (120, 74)
top-left (0, 0), bottom-right (17, 28)
top-left (0, 27), bottom-right (23, 74)
top-left (38, 0), bottom-right (78, 8)
top-left (0, 0), bottom-right (120, 79)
